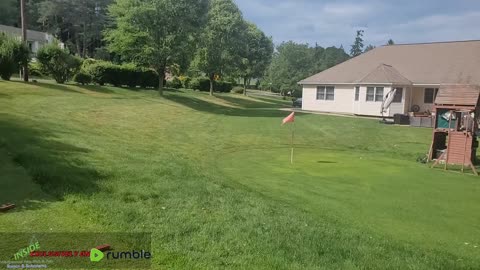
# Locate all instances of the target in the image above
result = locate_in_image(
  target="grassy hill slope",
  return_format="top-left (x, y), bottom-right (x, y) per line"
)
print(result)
top-left (0, 80), bottom-right (479, 269)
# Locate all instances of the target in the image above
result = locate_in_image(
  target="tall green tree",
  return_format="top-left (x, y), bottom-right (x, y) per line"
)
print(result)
top-left (262, 42), bottom-right (314, 96)
top-left (262, 42), bottom-right (349, 96)
top-left (36, 0), bottom-right (112, 57)
top-left (387, 39), bottom-right (395, 45)
top-left (192, 0), bottom-right (245, 96)
top-left (350, 30), bottom-right (364, 57)
top-left (105, 0), bottom-right (208, 95)
top-left (237, 22), bottom-right (273, 96)
top-left (0, 0), bottom-right (19, 26)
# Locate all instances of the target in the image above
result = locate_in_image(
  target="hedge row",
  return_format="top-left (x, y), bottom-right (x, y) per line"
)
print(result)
top-left (77, 60), bottom-right (233, 92)
top-left (81, 60), bottom-right (159, 88)
top-left (187, 77), bottom-right (233, 92)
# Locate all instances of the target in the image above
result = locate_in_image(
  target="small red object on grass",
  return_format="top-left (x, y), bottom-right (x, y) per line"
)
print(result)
top-left (95, 244), bottom-right (111, 252)
top-left (0, 204), bottom-right (16, 212)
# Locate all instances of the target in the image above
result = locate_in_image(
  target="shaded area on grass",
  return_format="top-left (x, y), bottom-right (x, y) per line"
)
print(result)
top-left (164, 93), bottom-right (292, 118)
top-left (28, 81), bottom-right (84, 94)
top-left (0, 148), bottom-right (52, 212)
top-left (214, 95), bottom-right (290, 109)
top-left (0, 114), bottom-right (105, 208)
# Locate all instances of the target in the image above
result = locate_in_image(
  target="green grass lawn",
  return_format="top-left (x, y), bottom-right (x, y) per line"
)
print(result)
top-left (0, 80), bottom-right (479, 269)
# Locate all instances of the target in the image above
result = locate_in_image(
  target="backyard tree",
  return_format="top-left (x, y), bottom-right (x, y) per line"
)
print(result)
top-left (36, 0), bottom-right (112, 57)
top-left (0, 0), bottom-right (18, 26)
top-left (262, 42), bottom-right (314, 96)
top-left (261, 42), bottom-right (349, 96)
top-left (105, 0), bottom-right (207, 95)
top-left (236, 22), bottom-right (274, 96)
top-left (350, 30), bottom-right (364, 57)
top-left (192, 0), bottom-right (245, 96)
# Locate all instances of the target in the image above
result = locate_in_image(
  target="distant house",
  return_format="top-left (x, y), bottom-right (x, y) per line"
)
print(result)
top-left (298, 40), bottom-right (480, 117)
top-left (0, 24), bottom-right (61, 56)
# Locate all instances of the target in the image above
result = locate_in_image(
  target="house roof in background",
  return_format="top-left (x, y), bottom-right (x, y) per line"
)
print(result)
top-left (436, 84), bottom-right (480, 106)
top-left (357, 64), bottom-right (412, 85)
top-left (0, 24), bottom-right (51, 42)
top-left (299, 40), bottom-right (480, 85)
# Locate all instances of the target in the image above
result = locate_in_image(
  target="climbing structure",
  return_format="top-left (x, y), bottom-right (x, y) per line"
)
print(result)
top-left (429, 84), bottom-right (480, 175)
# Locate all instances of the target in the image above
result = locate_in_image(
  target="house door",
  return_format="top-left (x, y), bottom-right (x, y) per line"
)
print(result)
top-left (388, 87), bottom-right (405, 116)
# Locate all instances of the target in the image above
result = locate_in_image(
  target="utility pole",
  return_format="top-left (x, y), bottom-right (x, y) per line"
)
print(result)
top-left (20, 0), bottom-right (29, 82)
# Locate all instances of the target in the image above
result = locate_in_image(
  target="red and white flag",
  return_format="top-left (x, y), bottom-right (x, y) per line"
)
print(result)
top-left (282, 112), bottom-right (295, 125)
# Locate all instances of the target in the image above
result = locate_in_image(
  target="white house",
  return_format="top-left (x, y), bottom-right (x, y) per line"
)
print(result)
top-left (298, 40), bottom-right (480, 117)
top-left (0, 24), bottom-right (61, 56)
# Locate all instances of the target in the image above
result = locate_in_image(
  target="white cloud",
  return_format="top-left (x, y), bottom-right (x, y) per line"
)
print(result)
top-left (235, 0), bottom-right (480, 47)
top-left (322, 3), bottom-right (371, 17)
top-left (390, 11), bottom-right (480, 43)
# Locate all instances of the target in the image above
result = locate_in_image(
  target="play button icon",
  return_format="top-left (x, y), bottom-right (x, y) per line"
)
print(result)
top-left (90, 248), bottom-right (104, 262)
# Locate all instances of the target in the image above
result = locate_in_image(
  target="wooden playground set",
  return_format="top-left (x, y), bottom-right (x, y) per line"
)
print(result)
top-left (429, 84), bottom-right (480, 175)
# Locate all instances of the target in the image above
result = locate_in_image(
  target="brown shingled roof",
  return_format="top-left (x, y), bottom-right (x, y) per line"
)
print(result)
top-left (357, 64), bottom-right (412, 85)
top-left (299, 40), bottom-right (480, 85)
top-left (435, 84), bottom-right (480, 106)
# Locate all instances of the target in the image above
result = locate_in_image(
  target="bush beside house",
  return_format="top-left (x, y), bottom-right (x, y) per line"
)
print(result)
top-left (37, 44), bottom-right (82, 84)
top-left (0, 34), bottom-right (30, 81)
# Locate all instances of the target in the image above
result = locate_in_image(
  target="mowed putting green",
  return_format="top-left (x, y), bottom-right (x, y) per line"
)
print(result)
top-left (0, 80), bottom-right (479, 269)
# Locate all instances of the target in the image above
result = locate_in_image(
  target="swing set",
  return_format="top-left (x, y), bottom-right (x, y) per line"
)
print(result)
top-left (429, 84), bottom-right (480, 175)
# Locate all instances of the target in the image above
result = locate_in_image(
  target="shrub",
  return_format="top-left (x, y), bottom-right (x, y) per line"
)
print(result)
top-left (139, 69), bottom-right (160, 88)
top-left (179, 76), bottom-right (191, 89)
top-left (37, 44), bottom-right (81, 84)
top-left (189, 77), bottom-right (210, 91)
top-left (188, 78), bottom-right (200, 90)
top-left (232, 86), bottom-right (244, 94)
top-left (0, 34), bottom-right (30, 80)
top-left (166, 77), bottom-right (182, 89)
top-left (215, 81), bottom-right (233, 93)
top-left (81, 60), bottom-right (159, 89)
top-left (29, 62), bottom-right (44, 77)
top-left (73, 71), bottom-right (92, 85)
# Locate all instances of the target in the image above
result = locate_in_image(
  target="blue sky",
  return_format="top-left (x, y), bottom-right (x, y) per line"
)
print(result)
top-left (235, 0), bottom-right (480, 48)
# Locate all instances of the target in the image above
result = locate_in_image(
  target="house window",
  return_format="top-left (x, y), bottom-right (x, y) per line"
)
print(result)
top-left (354, 87), bottom-right (360, 101)
top-left (375, 87), bottom-right (384, 102)
top-left (316, 86), bottom-right (325, 100)
top-left (366, 87), bottom-right (375, 101)
top-left (366, 87), bottom-right (384, 102)
top-left (392, 88), bottom-right (403, 103)
top-left (424, 88), bottom-right (439, 104)
top-left (316, 86), bottom-right (335, 101)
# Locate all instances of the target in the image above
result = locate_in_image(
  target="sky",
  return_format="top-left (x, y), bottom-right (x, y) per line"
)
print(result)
top-left (235, 0), bottom-right (480, 48)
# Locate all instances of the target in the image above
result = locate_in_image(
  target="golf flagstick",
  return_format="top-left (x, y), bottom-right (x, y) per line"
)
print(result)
top-left (282, 111), bottom-right (296, 164)
top-left (291, 120), bottom-right (295, 164)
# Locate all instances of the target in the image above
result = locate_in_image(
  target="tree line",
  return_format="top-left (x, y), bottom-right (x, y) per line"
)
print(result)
top-left (1, 0), bottom-right (393, 97)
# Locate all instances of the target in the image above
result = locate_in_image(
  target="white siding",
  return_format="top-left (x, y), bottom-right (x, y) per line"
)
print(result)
top-left (410, 86), bottom-right (437, 112)
top-left (354, 85), bottom-right (392, 116)
top-left (303, 84), bottom-right (404, 116)
top-left (302, 84), bottom-right (440, 116)
top-left (302, 85), bottom-right (355, 114)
